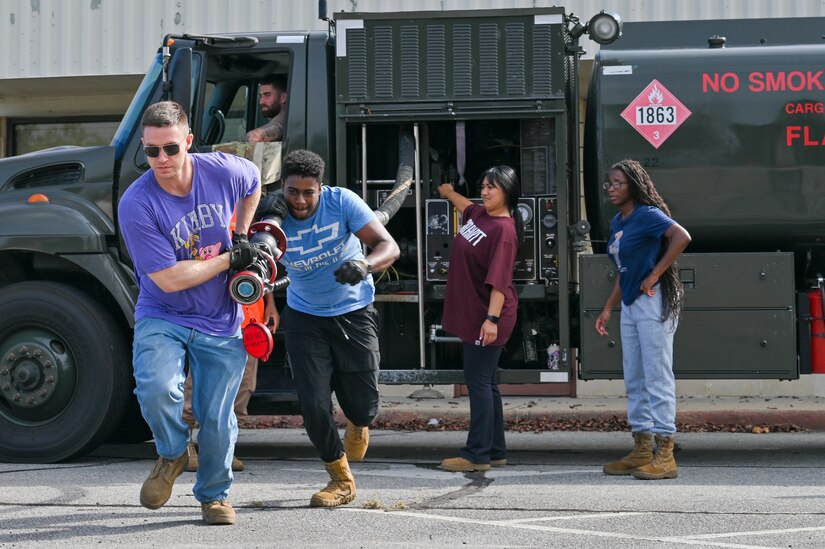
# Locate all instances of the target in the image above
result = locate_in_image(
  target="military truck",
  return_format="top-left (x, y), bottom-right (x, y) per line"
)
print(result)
top-left (0, 7), bottom-right (821, 463)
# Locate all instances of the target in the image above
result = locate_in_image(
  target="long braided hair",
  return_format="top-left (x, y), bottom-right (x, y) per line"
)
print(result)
top-left (610, 159), bottom-right (683, 322)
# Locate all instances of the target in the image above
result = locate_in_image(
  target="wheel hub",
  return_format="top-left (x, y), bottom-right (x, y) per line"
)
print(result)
top-left (1, 342), bottom-right (60, 409)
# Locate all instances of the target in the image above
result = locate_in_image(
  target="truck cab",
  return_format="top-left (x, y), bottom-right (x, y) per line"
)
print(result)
top-left (0, 28), bottom-right (335, 462)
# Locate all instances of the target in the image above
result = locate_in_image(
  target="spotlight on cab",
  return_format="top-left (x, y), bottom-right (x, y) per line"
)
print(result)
top-left (587, 11), bottom-right (622, 45)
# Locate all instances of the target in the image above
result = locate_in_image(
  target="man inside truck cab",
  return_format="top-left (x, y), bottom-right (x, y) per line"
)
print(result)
top-left (119, 100), bottom-right (268, 526)
top-left (242, 74), bottom-right (287, 143)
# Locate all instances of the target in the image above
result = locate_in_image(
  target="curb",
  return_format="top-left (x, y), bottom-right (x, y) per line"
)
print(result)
top-left (675, 410), bottom-right (824, 431)
top-left (374, 408), bottom-right (824, 431)
top-left (239, 406), bottom-right (825, 432)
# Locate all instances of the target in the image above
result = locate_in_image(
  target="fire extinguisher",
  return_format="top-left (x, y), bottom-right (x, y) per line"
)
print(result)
top-left (808, 276), bottom-right (825, 373)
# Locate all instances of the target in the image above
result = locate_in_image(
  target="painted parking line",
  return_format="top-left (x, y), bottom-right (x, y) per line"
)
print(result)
top-left (344, 508), bottom-right (795, 549)
top-left (668, 524), bottom-right (825, 542)
top-left (282, 464), bottom-right (599, 480)
top-left (500, 512), bottom-right (647, 523)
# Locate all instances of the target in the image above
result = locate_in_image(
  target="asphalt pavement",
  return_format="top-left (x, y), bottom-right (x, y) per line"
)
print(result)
top-left (4, 387), bottom-right (825, 547)
top-left (3, 430), bottom-right (825, 548)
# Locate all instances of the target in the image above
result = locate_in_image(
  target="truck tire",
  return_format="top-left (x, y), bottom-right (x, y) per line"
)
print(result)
top-left (106, 393), bottom-right (153, 443)
top-left (0, 281), bottom-right (131, 462)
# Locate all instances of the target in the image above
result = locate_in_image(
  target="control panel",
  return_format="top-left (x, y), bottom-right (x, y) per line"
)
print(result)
top-left (372, 187), bottom-right (416, 209)
top-left (425, 199), bottom-right (455, 281)
top-left (425, 198), bottom-right (537, 282)
top-left (536, 196), bottom-right (559, 290)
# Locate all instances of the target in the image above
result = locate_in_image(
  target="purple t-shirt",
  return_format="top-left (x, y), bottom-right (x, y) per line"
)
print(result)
top-left (442, 203), bottom-right (519, 346)
top-left (118, 152), bottom-right (260, 336)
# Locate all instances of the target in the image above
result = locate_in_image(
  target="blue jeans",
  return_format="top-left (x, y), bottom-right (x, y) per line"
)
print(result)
top-left (132, 317), bottom-right (246, 503)
top-left (458, 343), bottom-right (506, 464)
top-left (620, 291), bottom-right (678, 436)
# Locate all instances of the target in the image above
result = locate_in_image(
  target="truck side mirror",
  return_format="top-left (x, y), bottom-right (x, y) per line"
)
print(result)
top-left (166, 47), bottom-right (193, 121)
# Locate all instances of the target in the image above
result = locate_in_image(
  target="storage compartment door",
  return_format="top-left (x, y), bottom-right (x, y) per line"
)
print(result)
top-left (579, 253), bottom-right (797, 379)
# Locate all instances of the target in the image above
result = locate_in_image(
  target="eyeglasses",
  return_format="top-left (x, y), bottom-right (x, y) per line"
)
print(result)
top-left (143, 142), bottom-right (183, 158)
top-left (602, 180), bottom-right (626, 190)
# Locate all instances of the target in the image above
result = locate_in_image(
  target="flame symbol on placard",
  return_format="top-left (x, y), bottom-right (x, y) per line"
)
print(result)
top-left (648, 85), bottom-right (664, 104)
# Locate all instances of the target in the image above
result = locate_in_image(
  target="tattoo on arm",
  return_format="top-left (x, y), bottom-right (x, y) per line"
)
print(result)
top-left (241, 119), bottom-right (284, 143)
top-left (257, 119), bottom-right (283, 142)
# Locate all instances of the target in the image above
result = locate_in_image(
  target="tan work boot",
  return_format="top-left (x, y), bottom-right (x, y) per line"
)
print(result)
top-left (603, 432), bottom-right (654, 476)
top-left (343, 421), bottom-right (369, 462)
top-left (140, 448), bottom-right (190, 509)
top-left (184, 442), bottom-right (244, 472)
top-left (309, 454), bottom-right (356, 507)
top-left (633, 435), bottom-right (678, 480)
top-left (201, 500), bottom-right (236, 525)
top-left (185, 441), bottom-right (199, 472)
top-left (440, 457), bottom-right (491, 472)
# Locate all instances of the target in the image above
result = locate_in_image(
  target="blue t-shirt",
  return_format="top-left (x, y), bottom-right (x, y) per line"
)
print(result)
top-left (118, 152), bottom-right (260, 336)
top-left (279, 186), bottom-right (375, 316)
top-left (607, 205), bottom-right (675, 306)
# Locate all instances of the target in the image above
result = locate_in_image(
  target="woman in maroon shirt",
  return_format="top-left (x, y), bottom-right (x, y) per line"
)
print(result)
top-left (437, 166), bottom-right (523, 472)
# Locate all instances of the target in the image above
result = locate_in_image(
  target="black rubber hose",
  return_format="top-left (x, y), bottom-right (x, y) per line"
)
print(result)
top-left (375, 126), bottom-right (415, 226)
top-left (272, 276), bottom-right (291, 292)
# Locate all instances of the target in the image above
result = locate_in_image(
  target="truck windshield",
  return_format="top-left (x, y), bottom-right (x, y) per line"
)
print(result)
top-left (111, 54), bottom-right (163, 159)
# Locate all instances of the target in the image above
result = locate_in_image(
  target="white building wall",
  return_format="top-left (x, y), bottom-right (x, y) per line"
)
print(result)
top-left (1, 0), bottom-right (824, 79)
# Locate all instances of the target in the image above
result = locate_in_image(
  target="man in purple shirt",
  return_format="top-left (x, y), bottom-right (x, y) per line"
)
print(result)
top-left (118, 101), bottom-right (264, 526)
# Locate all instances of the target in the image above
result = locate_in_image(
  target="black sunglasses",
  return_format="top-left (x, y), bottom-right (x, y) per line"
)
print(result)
top-left (143, 143), bottom-right (182, 158)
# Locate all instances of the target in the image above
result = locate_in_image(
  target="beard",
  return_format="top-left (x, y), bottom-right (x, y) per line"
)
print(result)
top-left (261, 103), bottom-right (281, 118)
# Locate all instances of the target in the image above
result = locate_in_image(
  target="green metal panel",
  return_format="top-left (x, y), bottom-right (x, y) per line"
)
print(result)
top-left (335, 8), bottom-right (567, 119)
top-left (585, 40), bottom-right (825, 253)
top-left (579, 252), bottom-right (797, 379)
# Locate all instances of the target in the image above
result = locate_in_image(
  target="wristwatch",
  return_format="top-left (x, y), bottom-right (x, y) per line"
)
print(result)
top-left (485, 314), bottom-right (499, 324)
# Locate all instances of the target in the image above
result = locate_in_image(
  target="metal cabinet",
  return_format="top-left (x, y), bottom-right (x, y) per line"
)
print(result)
top-left (579, 253), bottom-right (797, 379)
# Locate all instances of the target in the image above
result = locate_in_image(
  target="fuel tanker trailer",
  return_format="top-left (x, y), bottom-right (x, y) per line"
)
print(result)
top-left (580, 17), bottom-right (825, 380)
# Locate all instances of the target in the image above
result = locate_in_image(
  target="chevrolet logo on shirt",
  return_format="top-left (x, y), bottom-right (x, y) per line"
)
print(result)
top-left (286, 222), bottom-right (340, 255)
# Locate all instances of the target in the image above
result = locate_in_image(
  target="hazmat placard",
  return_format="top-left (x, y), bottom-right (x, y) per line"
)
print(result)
top-left (621, 79), bottom-right (691, 149)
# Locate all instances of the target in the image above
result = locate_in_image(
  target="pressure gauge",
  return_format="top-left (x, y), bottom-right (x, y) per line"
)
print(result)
top-left (517, 203), bottom-right (533, 224)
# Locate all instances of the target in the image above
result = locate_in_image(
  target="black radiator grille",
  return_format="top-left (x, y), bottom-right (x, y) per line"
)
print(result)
top-left (533, 24), bottom-right (553, 96)
top-left (8, 163), bottom-right (83, 190)
top-left (426, 25), bottom-right (446, 98)
top-left (400, 25), bottom-right (420, 98)
top-left (479, 23), bottom-right (499, 96)
top-left (336, 11), bottom-right (566, 105)
top-left (453, 24), bottom-right (473, 97)
top-left (374, 26), bottom-right (395, 98)
top-left (506, 23), bottom-right (526, 96)
top-left (346, 28), bottom-right (367, 99)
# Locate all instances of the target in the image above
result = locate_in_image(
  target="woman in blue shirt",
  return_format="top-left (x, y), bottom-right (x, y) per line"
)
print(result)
top-left (595, 159), bottom-right (691, 480)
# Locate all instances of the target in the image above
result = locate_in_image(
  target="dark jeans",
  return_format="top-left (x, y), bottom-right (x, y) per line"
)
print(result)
top-left (459, 343), bottom-right (506, 464)
top-left (283, 305), bottom-right (380, 463)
